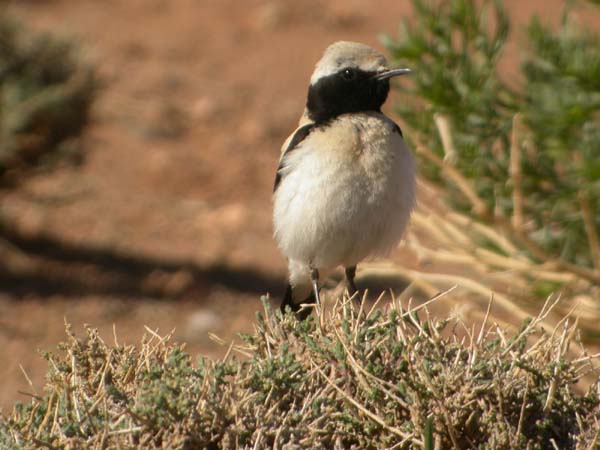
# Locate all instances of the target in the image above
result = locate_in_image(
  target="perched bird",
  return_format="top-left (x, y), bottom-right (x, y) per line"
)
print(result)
top-left (273, 41), bottom-right (415, 318)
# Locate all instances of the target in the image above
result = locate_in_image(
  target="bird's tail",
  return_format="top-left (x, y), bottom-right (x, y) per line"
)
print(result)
top-left (279, 282), bottom-right (315, 320)
top-left (279, 260), bottom-right (329, 320)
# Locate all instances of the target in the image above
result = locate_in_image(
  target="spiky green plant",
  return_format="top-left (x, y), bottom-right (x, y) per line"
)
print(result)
top-left (382, 0), bottom-right (600, 334)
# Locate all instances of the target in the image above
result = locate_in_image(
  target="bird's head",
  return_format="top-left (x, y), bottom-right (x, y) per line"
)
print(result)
top-left (306, 41), bottom-right (411, 124)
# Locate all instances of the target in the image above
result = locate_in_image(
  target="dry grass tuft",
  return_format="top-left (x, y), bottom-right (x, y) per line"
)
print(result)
top-left (1, 295), bottom-right (599, 449)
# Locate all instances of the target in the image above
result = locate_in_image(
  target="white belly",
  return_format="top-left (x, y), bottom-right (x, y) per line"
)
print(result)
top-left (273, 113), bottom-right (415, 270)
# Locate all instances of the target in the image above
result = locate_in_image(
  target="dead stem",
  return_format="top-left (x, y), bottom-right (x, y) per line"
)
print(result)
top-left (510, 113), bottom-right (524, 231)
top-left (434, 113), bottom-right (458, 165)
top-left (415, 141), bottom-right (490, 217)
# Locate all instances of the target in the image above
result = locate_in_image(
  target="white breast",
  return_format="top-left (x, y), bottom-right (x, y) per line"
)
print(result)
top-left (273, 112), bottom-right (415, 270)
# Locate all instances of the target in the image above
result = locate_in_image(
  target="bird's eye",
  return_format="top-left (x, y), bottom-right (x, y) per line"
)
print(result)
top-left (341, 68), bottom-right (357, 81)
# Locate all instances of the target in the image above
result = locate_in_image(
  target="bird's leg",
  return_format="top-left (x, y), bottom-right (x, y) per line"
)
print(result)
top-left (309, 267), bottom-right (321, 306)
top-left (345, 265), bottom-right (358, 300)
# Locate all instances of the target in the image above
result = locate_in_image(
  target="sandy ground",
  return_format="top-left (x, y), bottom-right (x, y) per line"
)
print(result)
top-left (1, 0), bottom-right (592, 409)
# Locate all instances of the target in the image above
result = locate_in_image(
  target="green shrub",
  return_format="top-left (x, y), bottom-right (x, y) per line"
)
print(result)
top-left (0, 14), bottom-right (96, 181)
top-left (1, 298), bottom-right (598, 449)
top-left (382, 0), bottom-right (600, 335)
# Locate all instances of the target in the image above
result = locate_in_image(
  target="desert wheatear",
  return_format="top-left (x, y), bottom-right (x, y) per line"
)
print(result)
top-left (273, 41), bottom-right (415, 318)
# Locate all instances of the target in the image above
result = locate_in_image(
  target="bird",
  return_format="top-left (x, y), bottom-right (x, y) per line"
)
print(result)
top-left (272, 41), bottom-right (416, 319)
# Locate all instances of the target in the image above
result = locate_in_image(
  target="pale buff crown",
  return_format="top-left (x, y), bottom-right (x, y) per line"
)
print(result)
top-left (309, 41), bottom-right (390, 85)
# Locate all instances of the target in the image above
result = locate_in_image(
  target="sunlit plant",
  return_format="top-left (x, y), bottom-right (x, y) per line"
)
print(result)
top-left (383, 0), bottom-right (600, 333)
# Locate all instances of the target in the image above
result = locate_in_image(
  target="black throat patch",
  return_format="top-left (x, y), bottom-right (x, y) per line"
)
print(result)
top-left (306, 69), bottom-right (390, 124)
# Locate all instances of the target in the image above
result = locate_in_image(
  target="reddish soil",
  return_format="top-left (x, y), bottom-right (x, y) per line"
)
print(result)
top-left (0, 0), bottom-right (588, 409)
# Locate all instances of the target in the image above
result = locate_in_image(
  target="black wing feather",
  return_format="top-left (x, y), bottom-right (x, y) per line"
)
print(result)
top-left (273, 123), bottom-right (315, 192)
top-left (391, 121), bottom-right (403, 137)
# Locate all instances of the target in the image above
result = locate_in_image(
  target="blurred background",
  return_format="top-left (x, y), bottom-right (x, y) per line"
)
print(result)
top-left (1, 0), bottom-right (599, 409)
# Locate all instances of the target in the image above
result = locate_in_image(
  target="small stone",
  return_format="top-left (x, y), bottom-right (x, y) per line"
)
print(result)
top-left (183, 309), bottom-right (222, 339)
top-left (164, 270), bottom-right (194, 297)
top-left (190, 96), bottom-right (219, 122)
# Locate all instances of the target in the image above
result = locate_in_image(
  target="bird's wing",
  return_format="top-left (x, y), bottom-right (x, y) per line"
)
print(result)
top-left (274, 122), bottom-right (315, 192)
